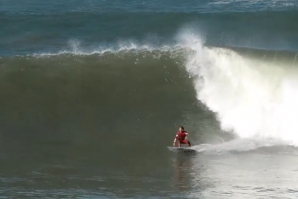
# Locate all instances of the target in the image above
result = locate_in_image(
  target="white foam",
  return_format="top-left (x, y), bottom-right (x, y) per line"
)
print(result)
top-left (208, 0), bottom-right (296, 8)
top-left (192, 138), bottom-right (287, 154)
top-left (177, 30), bottom-right (298, 146)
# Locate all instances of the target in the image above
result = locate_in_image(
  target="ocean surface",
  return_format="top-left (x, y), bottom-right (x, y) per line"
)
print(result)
top-left (1, 0), bottom-right (298, 198)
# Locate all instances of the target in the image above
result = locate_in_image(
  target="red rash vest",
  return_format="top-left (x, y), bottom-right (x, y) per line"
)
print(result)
top-left (176, 131), bottom-right (188, 141)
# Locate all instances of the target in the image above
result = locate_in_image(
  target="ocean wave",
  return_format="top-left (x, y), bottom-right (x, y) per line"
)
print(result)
top-left (2, 30), bottom-right (298, 149)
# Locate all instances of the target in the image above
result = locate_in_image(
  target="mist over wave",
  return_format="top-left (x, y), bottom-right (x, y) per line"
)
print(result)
top-left (32, 39), bottom-right (178, 57)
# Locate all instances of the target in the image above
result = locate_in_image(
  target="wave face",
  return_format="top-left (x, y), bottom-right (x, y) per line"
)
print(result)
top-left (0, 49), bottom-right (222, 158)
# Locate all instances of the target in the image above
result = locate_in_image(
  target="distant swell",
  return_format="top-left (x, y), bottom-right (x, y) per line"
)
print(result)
top-left (2, 10), bottom-right (298, 56)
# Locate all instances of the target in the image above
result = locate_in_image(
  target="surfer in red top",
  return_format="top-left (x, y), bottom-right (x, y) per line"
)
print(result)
top-left (173, 126), bottom-right (191, 147)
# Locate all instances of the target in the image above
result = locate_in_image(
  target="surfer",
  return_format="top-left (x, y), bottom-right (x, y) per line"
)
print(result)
top-left (173, 126), bottom-right (191, 147)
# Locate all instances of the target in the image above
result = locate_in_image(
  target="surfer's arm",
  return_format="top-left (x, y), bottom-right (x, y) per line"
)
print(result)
top-left (173, 135), bottom-right (178, 146)
top-left (185, 132), bottom-right (189, 140)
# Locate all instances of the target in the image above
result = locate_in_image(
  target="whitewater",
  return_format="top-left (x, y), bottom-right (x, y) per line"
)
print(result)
top-left (162, 32), bottom-right (297, 149)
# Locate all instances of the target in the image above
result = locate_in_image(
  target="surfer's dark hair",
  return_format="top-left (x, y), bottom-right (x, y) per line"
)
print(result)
top-left (180, 126), bottom-right (184, 130)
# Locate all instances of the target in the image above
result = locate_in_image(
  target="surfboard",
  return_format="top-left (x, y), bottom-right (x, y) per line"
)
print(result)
top-left (167, 146), bottom-right (196, 153)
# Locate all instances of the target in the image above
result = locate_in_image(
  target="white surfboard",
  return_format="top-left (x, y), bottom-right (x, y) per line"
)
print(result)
top-left (167, 146), bottom-right (196, 153)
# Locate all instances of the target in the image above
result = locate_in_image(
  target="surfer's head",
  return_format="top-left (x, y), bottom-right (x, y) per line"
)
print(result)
top-left (179, 126), bottom-right (184, 132)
